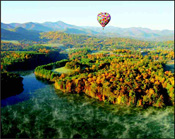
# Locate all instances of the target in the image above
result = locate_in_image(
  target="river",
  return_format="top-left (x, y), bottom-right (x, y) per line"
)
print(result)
top-left (1, 71), bottom-right (174, 138)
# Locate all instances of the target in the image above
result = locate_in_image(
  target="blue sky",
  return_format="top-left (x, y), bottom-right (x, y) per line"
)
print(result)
top-left (1, 1), bottom-right (174, 30)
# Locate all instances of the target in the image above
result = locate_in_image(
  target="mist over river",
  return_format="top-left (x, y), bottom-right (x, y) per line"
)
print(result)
top-left (1, 71), bottom-right (174, 138)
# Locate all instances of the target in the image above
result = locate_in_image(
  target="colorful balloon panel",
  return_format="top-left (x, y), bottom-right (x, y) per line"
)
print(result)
top-left (97, 12), bottom-right (111, 28)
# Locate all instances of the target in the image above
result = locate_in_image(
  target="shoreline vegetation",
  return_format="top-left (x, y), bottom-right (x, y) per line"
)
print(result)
top-left (1, 46), bottom-right (68, 98)
top-left (1, 51), bottom-right (67, 71)
top-left (34, 59), bottom-right (70, 82)
top-left (1, 72), bottom-right (24, 99)
top-left (1, 18), bottom-right (174, 138)
top-left (34, 49), bottom-right (174, 108)
top-left (1, 34), bottom-right (174, 108)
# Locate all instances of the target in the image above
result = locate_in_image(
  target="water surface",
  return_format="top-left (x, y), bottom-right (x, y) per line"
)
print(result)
top-left (1, 71), bottom-right (47, 107)
top-left (1, 70), bottom-right (174, 138)
top-left (1, 84), bottom-right (174, 138)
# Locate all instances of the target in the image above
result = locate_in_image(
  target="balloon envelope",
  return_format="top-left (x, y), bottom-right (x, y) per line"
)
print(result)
top-left (97, 12), bottom-right (111, 28)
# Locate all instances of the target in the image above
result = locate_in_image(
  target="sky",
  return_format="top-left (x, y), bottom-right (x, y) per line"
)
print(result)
top-left (1, 1), bottom-right (174, 30)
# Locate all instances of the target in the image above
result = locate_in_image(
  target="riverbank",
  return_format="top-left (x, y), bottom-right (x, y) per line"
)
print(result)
top-left (1, 51), bottom-right (174, 138)
top-left (1, 72), bottom-right (23, 99)
top-left (33, 52), bottom-right (174, 108)
top-left (1, 85), bottom-right (174, 138)
top-left (1, 71), bottom-right (48, 107)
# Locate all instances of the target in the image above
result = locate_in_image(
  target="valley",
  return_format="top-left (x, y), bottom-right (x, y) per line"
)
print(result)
top-left (1, 21), bottom-right (174, 41)
top-left (1, 24), bottom-right (174, 138)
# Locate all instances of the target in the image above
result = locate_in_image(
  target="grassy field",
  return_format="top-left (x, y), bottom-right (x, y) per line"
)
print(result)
top-left (1, 40), bottom-right (20, 45)
top-left (53, 67), bottom-right (74, 74)
top-left (167, 60), bottom-right (174, 65)
top-left (66, 48), bottom-right (85, 51)
top-left (164, 60), bottom-right (174, 73)
top-left (41, 43), bottom-right (64, 47)
top-left (91, 50), bottom-right (110, 54)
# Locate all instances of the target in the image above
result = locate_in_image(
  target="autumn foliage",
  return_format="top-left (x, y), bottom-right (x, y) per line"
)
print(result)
top-left (35, 48), bottom-right (174, 108)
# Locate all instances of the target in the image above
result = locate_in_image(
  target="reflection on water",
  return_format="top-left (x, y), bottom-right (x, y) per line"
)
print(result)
top-left (11, 70), bottom-right (34, 76)
top-left (1, 72), bottom-right (48, 107)
top-left (1, 85), bottom-right (174, 138)
top-left (1, 70), bottom-right (174, 138)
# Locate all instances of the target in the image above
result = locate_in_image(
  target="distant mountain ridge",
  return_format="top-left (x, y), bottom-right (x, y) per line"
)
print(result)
top-left (1, 21), bottom-right (174, 41)
top-left (7, 22), bottom-right (52, 32)
top-left (82, 26), bottom-right (174, 40)
top-left (42, 21), bottom-right (79, 30)
top-left (1, 23), bottom-right (14, 30)
top-left (1, 27), bottom-right (40, 41)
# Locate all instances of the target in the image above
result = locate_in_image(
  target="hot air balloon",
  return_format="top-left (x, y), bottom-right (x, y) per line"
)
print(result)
top-left (97, 12), bottom-right (111, 29)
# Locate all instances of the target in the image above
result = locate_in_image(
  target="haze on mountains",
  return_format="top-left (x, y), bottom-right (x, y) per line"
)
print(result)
top-left (1, 21), bottom-right (174, 41)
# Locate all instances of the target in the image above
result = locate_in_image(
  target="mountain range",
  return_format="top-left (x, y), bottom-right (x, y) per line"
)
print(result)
top-left (1, 21), bottom-right (174, 41)
top-left (1, 27), bottom-right (40, 41)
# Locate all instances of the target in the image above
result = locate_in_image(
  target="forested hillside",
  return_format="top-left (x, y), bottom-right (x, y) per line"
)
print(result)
top-left (1, 27), bottom-right (40, 41)
top-left (33, 48), bottom-right (174, 108)
top-left (2, 21), bottom-right (174, 41)
top-left (40, 31), bottom-right (174, 50)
